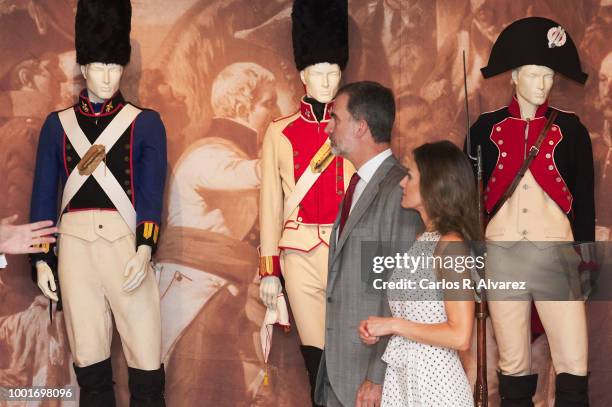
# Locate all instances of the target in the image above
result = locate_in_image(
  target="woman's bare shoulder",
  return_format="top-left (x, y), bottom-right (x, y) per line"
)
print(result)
top-left (439, 232), bottom-right (464, 242)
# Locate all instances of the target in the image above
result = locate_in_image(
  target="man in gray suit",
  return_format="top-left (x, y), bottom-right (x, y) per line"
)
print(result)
top-left (315, 81), bottom-right (422, 406)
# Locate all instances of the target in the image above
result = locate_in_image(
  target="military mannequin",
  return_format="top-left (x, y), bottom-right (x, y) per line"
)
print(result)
top-left (30, 1), bottom-right (167, 405)
top-left (258, 0), bottom-right (353, 405)
top-left (467, 17), bottom-right (594, 407)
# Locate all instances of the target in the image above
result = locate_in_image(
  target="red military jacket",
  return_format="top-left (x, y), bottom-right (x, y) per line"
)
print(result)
top-left (259, 98), bottom-right (354, 277)
top-left (466, 96), bottom-right (595, 242)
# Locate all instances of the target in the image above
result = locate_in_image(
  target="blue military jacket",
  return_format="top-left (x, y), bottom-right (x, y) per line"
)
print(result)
top-left (29, 90), bottom-right (167, 273)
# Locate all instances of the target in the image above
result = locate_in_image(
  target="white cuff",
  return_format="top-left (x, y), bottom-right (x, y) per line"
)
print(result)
top-left (0, 254), bottom-right (7, 269)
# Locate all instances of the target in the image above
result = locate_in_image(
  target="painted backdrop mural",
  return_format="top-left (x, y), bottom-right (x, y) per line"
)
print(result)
top-left (0, 0), bottom-right (610, 406)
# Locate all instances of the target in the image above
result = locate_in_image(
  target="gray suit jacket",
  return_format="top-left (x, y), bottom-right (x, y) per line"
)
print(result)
top-left (315, 155), bottom-right (423, 406)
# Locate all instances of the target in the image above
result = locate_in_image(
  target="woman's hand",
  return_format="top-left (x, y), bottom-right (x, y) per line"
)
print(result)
top-left (359, 319), bottom-right (379, 345)
top-left (363, 316), bottom-right (397, 337)
top-left (359, 316), bottom-right (400, 345)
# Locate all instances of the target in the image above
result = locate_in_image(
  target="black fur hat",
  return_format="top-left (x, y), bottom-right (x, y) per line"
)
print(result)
top-left (292, 0), bottom-right (348, 71)
top-left (75, 0), bottom-right (132, 66)
top-left (481, 17), bottom-right (587, 84)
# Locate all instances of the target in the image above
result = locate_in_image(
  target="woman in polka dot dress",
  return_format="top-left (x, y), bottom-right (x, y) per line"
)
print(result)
top-left (359, 141), bottom-right (482, 406)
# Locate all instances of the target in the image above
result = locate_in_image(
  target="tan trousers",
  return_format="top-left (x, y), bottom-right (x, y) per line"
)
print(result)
top-left (58, 210), bottom-right (161, 369)
top-left (487, 243), bottom-right (588, 376)
top-left (281, 244), bottom-right (328, 349)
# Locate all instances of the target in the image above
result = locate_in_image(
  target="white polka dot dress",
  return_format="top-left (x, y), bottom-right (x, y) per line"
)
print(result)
top-left (381, 231), bottom-right (474, 407)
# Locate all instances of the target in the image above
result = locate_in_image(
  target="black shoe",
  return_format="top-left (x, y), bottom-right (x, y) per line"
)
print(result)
top-left (300, 346), bottom-right (324, 407)
top-left (555, 373), bottom-right (589, 407)
top-left (498, 372), bottom-right (538, 407)
top-left (127, 364), bottom-right (166, 407)
top-left (73, 358), bottom-right (116, 407)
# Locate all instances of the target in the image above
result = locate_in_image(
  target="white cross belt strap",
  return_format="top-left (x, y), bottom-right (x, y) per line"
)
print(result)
top-left (283, 138), bottom-right (334, 222)
top-left (58, 104), bottom-right (142, 233)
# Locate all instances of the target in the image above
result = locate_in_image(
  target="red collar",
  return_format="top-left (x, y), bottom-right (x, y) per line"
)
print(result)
top-left (300, 97), bottom-right (333, 122)
top-left (508, 95), bottom-right (549, 119)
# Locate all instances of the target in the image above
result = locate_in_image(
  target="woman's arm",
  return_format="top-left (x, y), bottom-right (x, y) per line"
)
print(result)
top-left (361, 299), bottom-right (474, 351)
top-left (360, 233), bottom-right (475, 351)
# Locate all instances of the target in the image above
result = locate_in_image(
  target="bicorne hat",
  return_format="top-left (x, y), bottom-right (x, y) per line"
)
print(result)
top-left (481, 17), bottom-right (587, 84)
top-left (75, 0), bottom-right (132, 66)
top-left (292, 0), bottom-right (348, 71)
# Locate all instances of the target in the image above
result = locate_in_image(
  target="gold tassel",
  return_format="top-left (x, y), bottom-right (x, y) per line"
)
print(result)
top-left (263, 366), bottom-right (269, 386)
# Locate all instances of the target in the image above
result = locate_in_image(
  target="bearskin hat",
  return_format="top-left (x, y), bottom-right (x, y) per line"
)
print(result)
top-left (292, 0), bottom-right (349, 71)
top-left (75, 0), bottom-right (132, 66)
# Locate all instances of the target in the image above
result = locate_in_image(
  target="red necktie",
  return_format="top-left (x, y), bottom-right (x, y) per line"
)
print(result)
top-left (338, 172), bottom-right (361, 237)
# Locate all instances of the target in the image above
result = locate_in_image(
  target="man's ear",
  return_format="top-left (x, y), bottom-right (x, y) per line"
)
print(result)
top-left (236, 102), bottom-right (250, 121)
top-left (18, 68), bottom-right (32, 89)
top-left (355, 119), bottom-right (369, 139)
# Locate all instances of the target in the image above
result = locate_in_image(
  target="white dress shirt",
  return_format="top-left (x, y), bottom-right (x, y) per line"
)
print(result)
top-left (350, 148), bottom-right (393, 213)
top-left (0, 253), bottom-right (7, 269)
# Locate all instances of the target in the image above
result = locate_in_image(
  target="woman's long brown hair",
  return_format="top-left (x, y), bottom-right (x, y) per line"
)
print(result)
top-left (412, 140), bottom-right (483, 242)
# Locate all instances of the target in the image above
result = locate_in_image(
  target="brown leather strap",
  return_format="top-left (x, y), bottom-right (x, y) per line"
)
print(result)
top-left (490, 110), bottom-right (558, 217)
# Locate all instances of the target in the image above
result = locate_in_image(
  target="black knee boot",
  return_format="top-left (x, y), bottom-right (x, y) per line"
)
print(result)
top-left (73, 358), bottom-right (116, 407)
top-left (498, 372), bottom-right (538, 407)
top-left (300, 346), bottom-right (324, 407)
top-left (555, 373), bottom-right (589, 407)
top-left (127, 364), bottom-right (166, 407)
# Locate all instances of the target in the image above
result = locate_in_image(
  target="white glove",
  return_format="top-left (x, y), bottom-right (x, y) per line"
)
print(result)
top-left (36, 261), bottom-right (59, 302)
top-left (122, 245), bottom-right (152, 292)
top-left (259, 275), bottom-right (282, 310)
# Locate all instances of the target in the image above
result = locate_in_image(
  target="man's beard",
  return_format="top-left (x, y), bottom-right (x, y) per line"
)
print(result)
top-left (330, 140), bottom-right (343, 157)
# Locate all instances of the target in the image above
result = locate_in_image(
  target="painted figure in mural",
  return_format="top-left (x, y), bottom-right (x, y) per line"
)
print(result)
top-left (155, 61), bottom-right (278, 406)
top-left (258, 0), bottom-right (353, 405)
top-left (29, 1), bottom-right (167, 405)
top-left (593, 51), bottom-right (612, 240)
top-left (466, 17), bottom-right (594, 406)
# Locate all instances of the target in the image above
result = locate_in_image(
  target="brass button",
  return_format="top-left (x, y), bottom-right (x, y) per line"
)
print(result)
top-left (546, 153), bottom-right (552, 159)
top-left (98, 225), bottom-right (103, 229)
top-left (124, 180), bottom-right (130, 186)
top-left (549, 140), bottom-right (554, 146)
top-left (66, 144), bottom-right (71, 150)
top-left (498, 164), bottom-right (504, 170)
top-left (124, 156), bottom-right (129, 162)
top-left (496, 126), bottom-right (502, 132)
top-left (124, 143), bottom-right (130, 149)
top-left (297, 216), bottom-right (303, 222)
top-left (127, 189), bottom-right (132, 195)
top-left (555, 177), bottom-right (561, 182)
top-left (498, 140), bottom-right (504, 145)
top-left (501, 152), bottom-right (507, 157)
top-left (66, 156), bottom-right (72, 162)
top-left (125, 169), bottom-right (131, 175)
top-left (548, 165), bottom-right (554, 170)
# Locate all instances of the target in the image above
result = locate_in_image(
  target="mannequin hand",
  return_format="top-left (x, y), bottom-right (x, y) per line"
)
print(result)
top-left (259, 276), bottom-right (281, 310)
top-left (123, 245), bottom-right (152, 292)
top-left (36, 261), bottom-right (59, 302)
